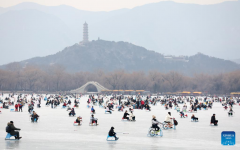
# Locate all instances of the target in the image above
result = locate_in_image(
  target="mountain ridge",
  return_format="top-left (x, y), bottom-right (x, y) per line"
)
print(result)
top-left (5, 40), bottom-right (239, 75)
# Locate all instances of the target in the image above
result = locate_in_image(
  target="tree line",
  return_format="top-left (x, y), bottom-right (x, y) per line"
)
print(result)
top-left (0, 63), bottom-right (240, 94)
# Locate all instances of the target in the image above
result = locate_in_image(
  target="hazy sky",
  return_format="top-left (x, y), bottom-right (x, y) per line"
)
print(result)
top-left (0, 0), bottom-right (237, 11)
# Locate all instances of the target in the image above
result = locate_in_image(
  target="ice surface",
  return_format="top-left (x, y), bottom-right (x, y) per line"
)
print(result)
top-left (0, 95), bottom-right (239, 150)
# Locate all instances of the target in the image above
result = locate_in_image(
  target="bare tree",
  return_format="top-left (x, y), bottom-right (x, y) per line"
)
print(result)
top-left (104, 70), bottom-right (124, 89)
top-left (162, 71), bottom-right (183, 92)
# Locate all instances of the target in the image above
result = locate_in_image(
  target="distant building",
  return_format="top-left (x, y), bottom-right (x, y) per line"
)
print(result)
top-left (80, 22), bottom-right (89, 44)
top-left (164, 55), bottom-right (189, 62)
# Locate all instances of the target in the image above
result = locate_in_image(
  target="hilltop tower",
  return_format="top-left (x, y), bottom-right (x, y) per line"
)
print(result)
top-left (83, 22), bottom-right (88, 43)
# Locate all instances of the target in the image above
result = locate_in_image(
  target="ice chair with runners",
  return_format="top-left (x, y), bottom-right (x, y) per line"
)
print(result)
top-left (210, 121), bottom-right (218, 126)
top-left (31, 117), bottom-right (39, 123)
top-left (147, 126), bottom-right (163, 137)
top-left (191, 118), bottom-right (199, 122)
top-left (121, 117), bottom-right (129, 121)
top-left (73, 117), bottom-right (82, 126)
top-left (69, 113), bottom-right (76, 117)
top-left (105, 110), bottom-right (112, 114)
top-left (73, 121), bottom-right (82, 126)
top-left (106, 134), bottom-right (118, 141)
top-left (89, 120), bottom-right (98, 126)
top-left (5, 133), bottom-right (19, 140)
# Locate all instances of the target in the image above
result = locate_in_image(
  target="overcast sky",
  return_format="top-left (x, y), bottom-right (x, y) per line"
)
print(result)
top-left (0, 0), bottom-right (237, 11)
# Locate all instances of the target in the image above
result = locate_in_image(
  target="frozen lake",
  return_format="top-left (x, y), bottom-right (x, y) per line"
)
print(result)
top-left (0, 95), bottom-right (239, 150)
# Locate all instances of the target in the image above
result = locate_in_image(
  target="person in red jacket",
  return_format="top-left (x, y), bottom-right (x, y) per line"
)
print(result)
top-left (141, 100), bottom-right (145, 109)
top-left (15, 104), bottom-right (18, 112)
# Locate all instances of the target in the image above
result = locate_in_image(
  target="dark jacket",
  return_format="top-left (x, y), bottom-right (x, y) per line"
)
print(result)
top-left (70, 109), bottom-right (75, 114)
top-left (211, 116), bottom-right (216, 123)
top-left (31, 114), bottom-right (39, 118)
top-left (123, 112), bottom-right (129, 118)
top-left (108, 128), bottom-right (115, 136)
top-left (8, 123), bottom-right (20, 135)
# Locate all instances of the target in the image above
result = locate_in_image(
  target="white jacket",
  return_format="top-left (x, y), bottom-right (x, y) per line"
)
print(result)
top-left (129, 112), bottom-right (135, 120)
top-left (165, 114), bottom-right (172, 122)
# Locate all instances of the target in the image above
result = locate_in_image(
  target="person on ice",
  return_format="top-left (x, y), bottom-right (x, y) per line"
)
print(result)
top-left (76, 116), bottom-right (82, 126)
top-left (211, 114), bottom-right (218, 125)
top-left (18, 103), bottom-right (23, 112)
top-left (180, 111), bottom-right (185, 118)
top-left (106, 106), bottom-right (112, 114)
top-left (69, 108), bottom-right (75, 116)
top-left (228, 109), bottom-right (234, 116)
top-left (129, 111), bottom-right (135, 121)
top-left (68, 100), bottom-right (71, 105)
top-left (74, 103), bottom-right (79, 108)
top-left (177, 105), bottom-right (180, 112)
top-left (152, 115), bottom-right (160, 131)
top-left (30, 111), bottom-right (39, 122)
top-left (15, 104), bottom-right (18, 111)
top-left (191, 114), bottom-right (198, 121)
top-left (118, 105), bottom-right (124, 111)
top-left (90, 114), bottom-right (98, 125)
top-left (91, 106), bottom-right (95, 114)
top-left (145, 104), bottom-right (151, 111)
top-left (165, 112), bottom-right (173, 128)
top-left (224, 105), bottom-right (228, 110)
top-left (108, 127), bottom-right (119, 140)
top-left (6, 121), bottom-right (22, 139)
top-left (123, 110), bottom-right (129, 120)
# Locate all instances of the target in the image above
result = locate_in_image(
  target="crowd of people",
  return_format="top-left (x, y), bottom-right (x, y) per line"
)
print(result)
top-left (1, 93), bottom-right (239, 140)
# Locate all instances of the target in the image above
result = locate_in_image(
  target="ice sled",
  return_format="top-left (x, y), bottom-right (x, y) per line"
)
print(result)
top-left (10, 109), bottom-right (15, 112)
top-left (31, 118), bottom-right (38, 123)
top-left (105, 110), bottom-right (112, 114)
top-left (121, 118), bottom-right (129, 121)
top-left (191, 119), bottom-right (198, 122)
top-left (210, 123), bottom-right (218, 126)
top-left (69, 113), bottom-right (76, 117)
top-left (73, 121), bottom-right (82, 126)
top-left (5, 133), bottom-right (18, 140)
top-left (62, 106), bottom-right (66, 109)
top-left (89, 121), bottom-right (97, 126)
top-left (73, 105), bottom-right (79, 108)
top-left (106, 135), bottom-right (118, 141)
